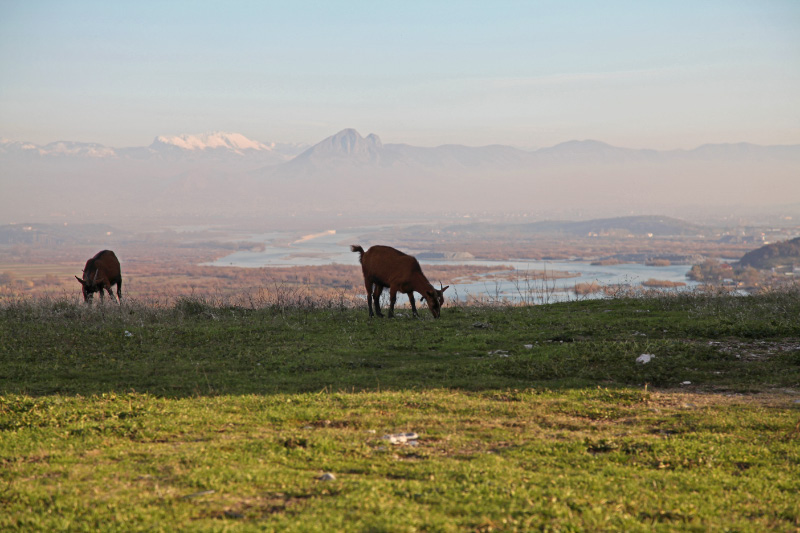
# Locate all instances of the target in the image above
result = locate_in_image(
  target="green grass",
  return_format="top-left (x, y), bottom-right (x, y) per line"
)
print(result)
top-left (1, 292), bottom-right (799, 531)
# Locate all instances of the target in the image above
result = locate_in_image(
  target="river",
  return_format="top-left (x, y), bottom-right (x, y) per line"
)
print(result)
top-left (205, 228), bottom-right (700, 304)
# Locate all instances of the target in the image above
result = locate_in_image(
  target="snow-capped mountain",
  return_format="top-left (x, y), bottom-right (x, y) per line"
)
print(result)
top-left (0, 132), bottom-right (308, 160)
top-left (0, 139), bottom-right (118, 158)
top-left (150, 132), bottom-right (277, 154)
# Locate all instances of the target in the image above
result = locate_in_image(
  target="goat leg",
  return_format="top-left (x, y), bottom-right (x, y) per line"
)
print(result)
top-left (388, 289), bottom-right (398, 318)
top-left (408, 292), bottom-right (419, 317)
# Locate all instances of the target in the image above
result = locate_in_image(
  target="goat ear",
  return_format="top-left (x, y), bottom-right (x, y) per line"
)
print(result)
top-left (75, 276), bottom-right (86, 286)
top-left (441, 285), bottom-right (449, 293)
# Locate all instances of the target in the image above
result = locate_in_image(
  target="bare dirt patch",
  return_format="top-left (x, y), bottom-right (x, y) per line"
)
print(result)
top-left (706, 339), bottom-right (800, 361)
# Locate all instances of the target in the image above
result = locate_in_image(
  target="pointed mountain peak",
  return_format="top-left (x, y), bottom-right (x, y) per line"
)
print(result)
top-left (333, 128), bottom-right (360, 138)
top-left (329, 128), bottom-right (382, 148)
top-left (300, 129), bottom-right (383, 159)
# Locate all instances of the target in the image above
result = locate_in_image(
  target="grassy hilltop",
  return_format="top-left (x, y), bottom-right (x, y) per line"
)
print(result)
top-left (1, 292), bottom-right (799, 531)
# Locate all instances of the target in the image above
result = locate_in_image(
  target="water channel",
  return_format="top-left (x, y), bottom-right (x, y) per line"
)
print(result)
top-left (206, 228), bottom-right (700, 304)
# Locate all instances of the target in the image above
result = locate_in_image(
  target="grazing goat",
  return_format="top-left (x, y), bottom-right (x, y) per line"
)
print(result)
top-left (351, 245), bottom-right (448, 318)
top-left (75, 250), bottom-right (122, 303)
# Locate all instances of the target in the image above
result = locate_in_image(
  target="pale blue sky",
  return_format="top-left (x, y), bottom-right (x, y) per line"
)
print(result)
top-left (1, 0), bottom-right (798, 149)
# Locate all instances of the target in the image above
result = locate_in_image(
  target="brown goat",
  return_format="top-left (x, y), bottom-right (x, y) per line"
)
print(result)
top-left (75, 250), bottom-right (122, 303)
top-left (351, 245), bottom-right (448, 318)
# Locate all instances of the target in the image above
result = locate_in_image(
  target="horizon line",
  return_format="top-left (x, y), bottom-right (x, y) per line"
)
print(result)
top-left (3, 130), bottom-right (800, 153)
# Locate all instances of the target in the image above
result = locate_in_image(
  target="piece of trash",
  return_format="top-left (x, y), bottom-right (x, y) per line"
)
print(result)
top-left (382, 432), bottom-right (419, 445)
top-left (524, 344), bottom-right (534, 349)
top-left (472, 322), bottom-right (491, 328)
top-left (488, 350), bottom-right (510, 357)
top-left (636, 353), bottom-right (654, 364)
top-left (182, 490), bottom-right (215, 499)
top-left (681, 381), bottom-right (692, 385)
top-left (124, 331), bottom-right (133, 337)
top-left (317, 472), bottom-right (336, 481)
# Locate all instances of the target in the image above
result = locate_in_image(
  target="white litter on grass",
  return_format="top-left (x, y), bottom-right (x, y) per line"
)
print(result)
top-left (636, 353), bottom-right (654, 364)
top-left (124, 331), bottom-right (133, 337)
top-left (488, 350), bottom-right (510, 357)
top-left (317, 472), bottom-right (336, 481)
top-left (382, 432), bottom-right (418, 445)
top-left (681, 381), bottom-right (692, 385)
top-left (524, 344), bottom-right (534, 349)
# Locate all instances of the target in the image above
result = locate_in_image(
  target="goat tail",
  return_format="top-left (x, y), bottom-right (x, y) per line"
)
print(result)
top-left (350, 244), bottom-right (365, 262)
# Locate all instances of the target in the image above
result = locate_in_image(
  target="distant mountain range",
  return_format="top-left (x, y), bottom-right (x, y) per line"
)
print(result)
top-left (443, 215), bottom-right (707, 238)
top-left (2, 129), bottom-right (799, 222)
top-left (0, 215), bottom-right (711, 248)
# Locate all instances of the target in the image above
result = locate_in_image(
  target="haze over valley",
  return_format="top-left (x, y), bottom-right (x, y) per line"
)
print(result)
top-left (2, 129), bottom-right (798, 224)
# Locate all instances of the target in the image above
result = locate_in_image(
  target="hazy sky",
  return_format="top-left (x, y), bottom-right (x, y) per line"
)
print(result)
top-left (1, 0), bottom-right (798, 149)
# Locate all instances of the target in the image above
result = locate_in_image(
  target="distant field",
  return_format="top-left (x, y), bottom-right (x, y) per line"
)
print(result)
top-left (1, 291), bottom-right (799, 530)
top-left (0, 263), bottom-right (76, 279)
